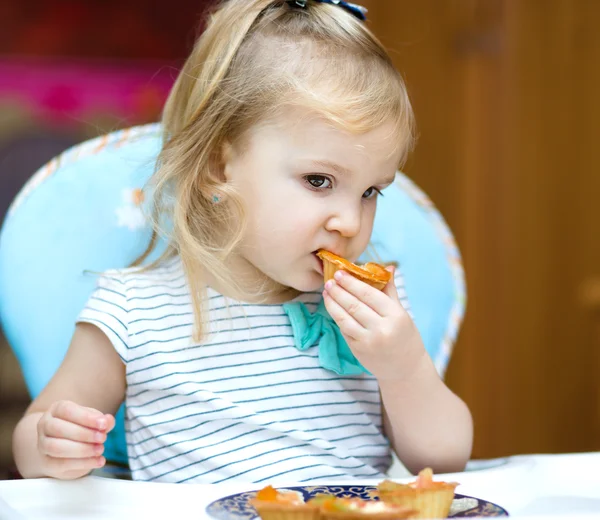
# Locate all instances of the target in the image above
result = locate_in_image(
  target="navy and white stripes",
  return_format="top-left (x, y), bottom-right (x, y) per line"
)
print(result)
top-left (78, 257), bottom-right (410, 484)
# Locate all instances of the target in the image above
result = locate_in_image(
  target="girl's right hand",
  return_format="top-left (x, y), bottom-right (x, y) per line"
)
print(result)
top-left (36, 400), bottom-right (115, 479)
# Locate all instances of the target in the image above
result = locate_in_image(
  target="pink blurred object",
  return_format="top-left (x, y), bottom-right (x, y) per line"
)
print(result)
top-left (0, 57), bottom-right (175, 126)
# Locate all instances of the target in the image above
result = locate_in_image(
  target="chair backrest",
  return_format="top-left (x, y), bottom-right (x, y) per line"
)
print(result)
top-left (0, 123), bottom-right (465, 467)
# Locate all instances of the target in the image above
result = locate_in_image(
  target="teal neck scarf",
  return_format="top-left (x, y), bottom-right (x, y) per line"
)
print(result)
top-left (282, 300), bottom-right (369, 375)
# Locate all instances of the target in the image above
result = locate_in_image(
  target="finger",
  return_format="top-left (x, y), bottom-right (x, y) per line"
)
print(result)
top-left (382, 266), bottom-right (400, 302)
top-left (43, 417), bottom-right (107, 444)
top-left (39, 436), bottom-right (105, 459)
top-left (323, 289), bottom-right (364, 341)
top-left (103, 414), bottom-right (116, 433)
top-left (325, 277), bottom-right (380, 327)
top-left (50, 401), bottom-right (107, 430)
top-left (46, 455), bottom-right (106, 474)
top-left (332, 270), bottom-right (392, 316)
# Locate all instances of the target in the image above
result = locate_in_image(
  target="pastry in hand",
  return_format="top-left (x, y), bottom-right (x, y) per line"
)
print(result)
top-left (311, 495), bottom-right (416, 520)
top-left (377, 468), bottom-right (459, 519)
top-left (250, 486), bottom-right (320, 520)
top-left (316, 249), bottom-right (392, 290)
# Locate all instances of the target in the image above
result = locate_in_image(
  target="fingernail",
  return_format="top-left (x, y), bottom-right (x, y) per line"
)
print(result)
top-left (325, 280), bottom-right (334, 290)
top-left (334, 270), bottom-right (344, 280)
top-left (97, 418), bottom-right (106, 430)
top-left (96, 456), bottom-right (106, 467)
top-left (95, 444), bottom-right (104, 455)
top-left (94, 432), bottom-right (104, 443)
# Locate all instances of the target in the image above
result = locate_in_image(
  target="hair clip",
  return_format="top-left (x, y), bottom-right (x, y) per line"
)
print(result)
top-left (290, 0), bottom-right (368, 22)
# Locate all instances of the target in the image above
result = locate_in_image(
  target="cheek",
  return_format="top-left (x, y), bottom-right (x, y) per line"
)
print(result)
top-left (258, 191), bottom-right (313, 230)
top-left (245, 200), bottom-right (304, 248)
top-left (354, 205), bottom-right (377, 249)
top-left (363, 207), bottom-right (376, 235)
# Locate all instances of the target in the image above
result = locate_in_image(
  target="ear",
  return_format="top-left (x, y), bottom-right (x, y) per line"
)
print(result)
top-left (221, 141), bottom-right (236, 183)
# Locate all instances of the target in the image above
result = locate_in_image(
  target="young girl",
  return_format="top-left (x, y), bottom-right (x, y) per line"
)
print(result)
top-left (13, 0), bottom-right (472, 484)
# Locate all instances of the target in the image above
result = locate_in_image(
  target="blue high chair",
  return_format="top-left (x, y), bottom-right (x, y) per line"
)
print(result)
top-left (0, 123), bottom-right (466, 473)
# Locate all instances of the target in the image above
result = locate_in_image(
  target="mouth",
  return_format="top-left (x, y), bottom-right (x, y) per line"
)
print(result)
top-left (312, 251), bottom-right (324, 275)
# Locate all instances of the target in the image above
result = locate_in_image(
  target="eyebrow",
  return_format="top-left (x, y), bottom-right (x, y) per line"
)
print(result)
top-left (308, 159), bottom-right (396, 186)
top-left (308, 159), bottom-right (353, 176)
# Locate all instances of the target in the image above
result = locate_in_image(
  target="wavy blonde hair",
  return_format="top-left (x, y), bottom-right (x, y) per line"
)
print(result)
top-left (136, 0), bottom-right (415, 340)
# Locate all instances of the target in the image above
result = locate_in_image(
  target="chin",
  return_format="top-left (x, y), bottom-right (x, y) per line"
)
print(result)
top-left (287, 272), bottom-right (324, 293)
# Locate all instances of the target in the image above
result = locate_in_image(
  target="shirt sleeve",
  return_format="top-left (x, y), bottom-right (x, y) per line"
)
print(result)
top-left (77, 272), bottom-right (129, 364)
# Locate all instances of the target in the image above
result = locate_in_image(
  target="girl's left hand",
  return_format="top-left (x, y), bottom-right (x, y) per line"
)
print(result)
top-left (322, 267), bottom-right (426, 381)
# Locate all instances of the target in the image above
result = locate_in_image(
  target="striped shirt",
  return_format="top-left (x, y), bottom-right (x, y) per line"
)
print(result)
top-left (78, 257), bottom-right (410, 484)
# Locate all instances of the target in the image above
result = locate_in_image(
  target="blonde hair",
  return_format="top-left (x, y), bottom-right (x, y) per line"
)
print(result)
top-left (136, 0), bottom-right (415, 340)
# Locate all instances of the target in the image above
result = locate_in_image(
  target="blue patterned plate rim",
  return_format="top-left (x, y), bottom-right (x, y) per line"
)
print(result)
top-left (205, 484), bottom-right (509, 519)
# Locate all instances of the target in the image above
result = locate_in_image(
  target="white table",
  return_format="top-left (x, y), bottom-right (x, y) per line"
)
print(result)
top-left (0, 452), bottom-right (599, 519)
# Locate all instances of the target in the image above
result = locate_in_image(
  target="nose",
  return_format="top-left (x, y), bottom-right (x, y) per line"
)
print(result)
top-left (325, 202), bottom-right (362, 238)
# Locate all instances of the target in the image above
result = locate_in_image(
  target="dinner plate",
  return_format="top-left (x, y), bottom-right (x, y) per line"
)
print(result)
top-left (205, 485), bottom-right (509, 519)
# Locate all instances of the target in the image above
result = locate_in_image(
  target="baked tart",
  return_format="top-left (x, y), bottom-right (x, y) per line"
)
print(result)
top-left (316, 250), bottom-right (392, 290)
top-left (250, 486), bottom-right (320, 520)
top-left (377, 468), bottom-right (459, 519)
top-left (311, 495), bottom-right (416, 520)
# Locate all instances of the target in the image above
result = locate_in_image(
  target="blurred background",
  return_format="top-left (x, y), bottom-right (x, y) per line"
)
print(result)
top-left (0, 0), bottom-right (599, 478)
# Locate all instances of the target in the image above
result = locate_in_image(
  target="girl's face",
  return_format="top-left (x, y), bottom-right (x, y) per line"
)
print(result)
top-left (222, 108), bottom-right (402, 295)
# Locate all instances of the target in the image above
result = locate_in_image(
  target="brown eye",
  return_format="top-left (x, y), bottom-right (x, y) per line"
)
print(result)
top-left (363, 187), bottom-right (381, 199)
top-left (306, 175), bottom-right (332, 189)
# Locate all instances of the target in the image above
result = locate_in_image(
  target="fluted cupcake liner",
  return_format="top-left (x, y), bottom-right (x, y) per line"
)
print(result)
top-left (378, 487), bottom-right (456, 519)
top-left (251, 501), bottom-right (321, 520)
